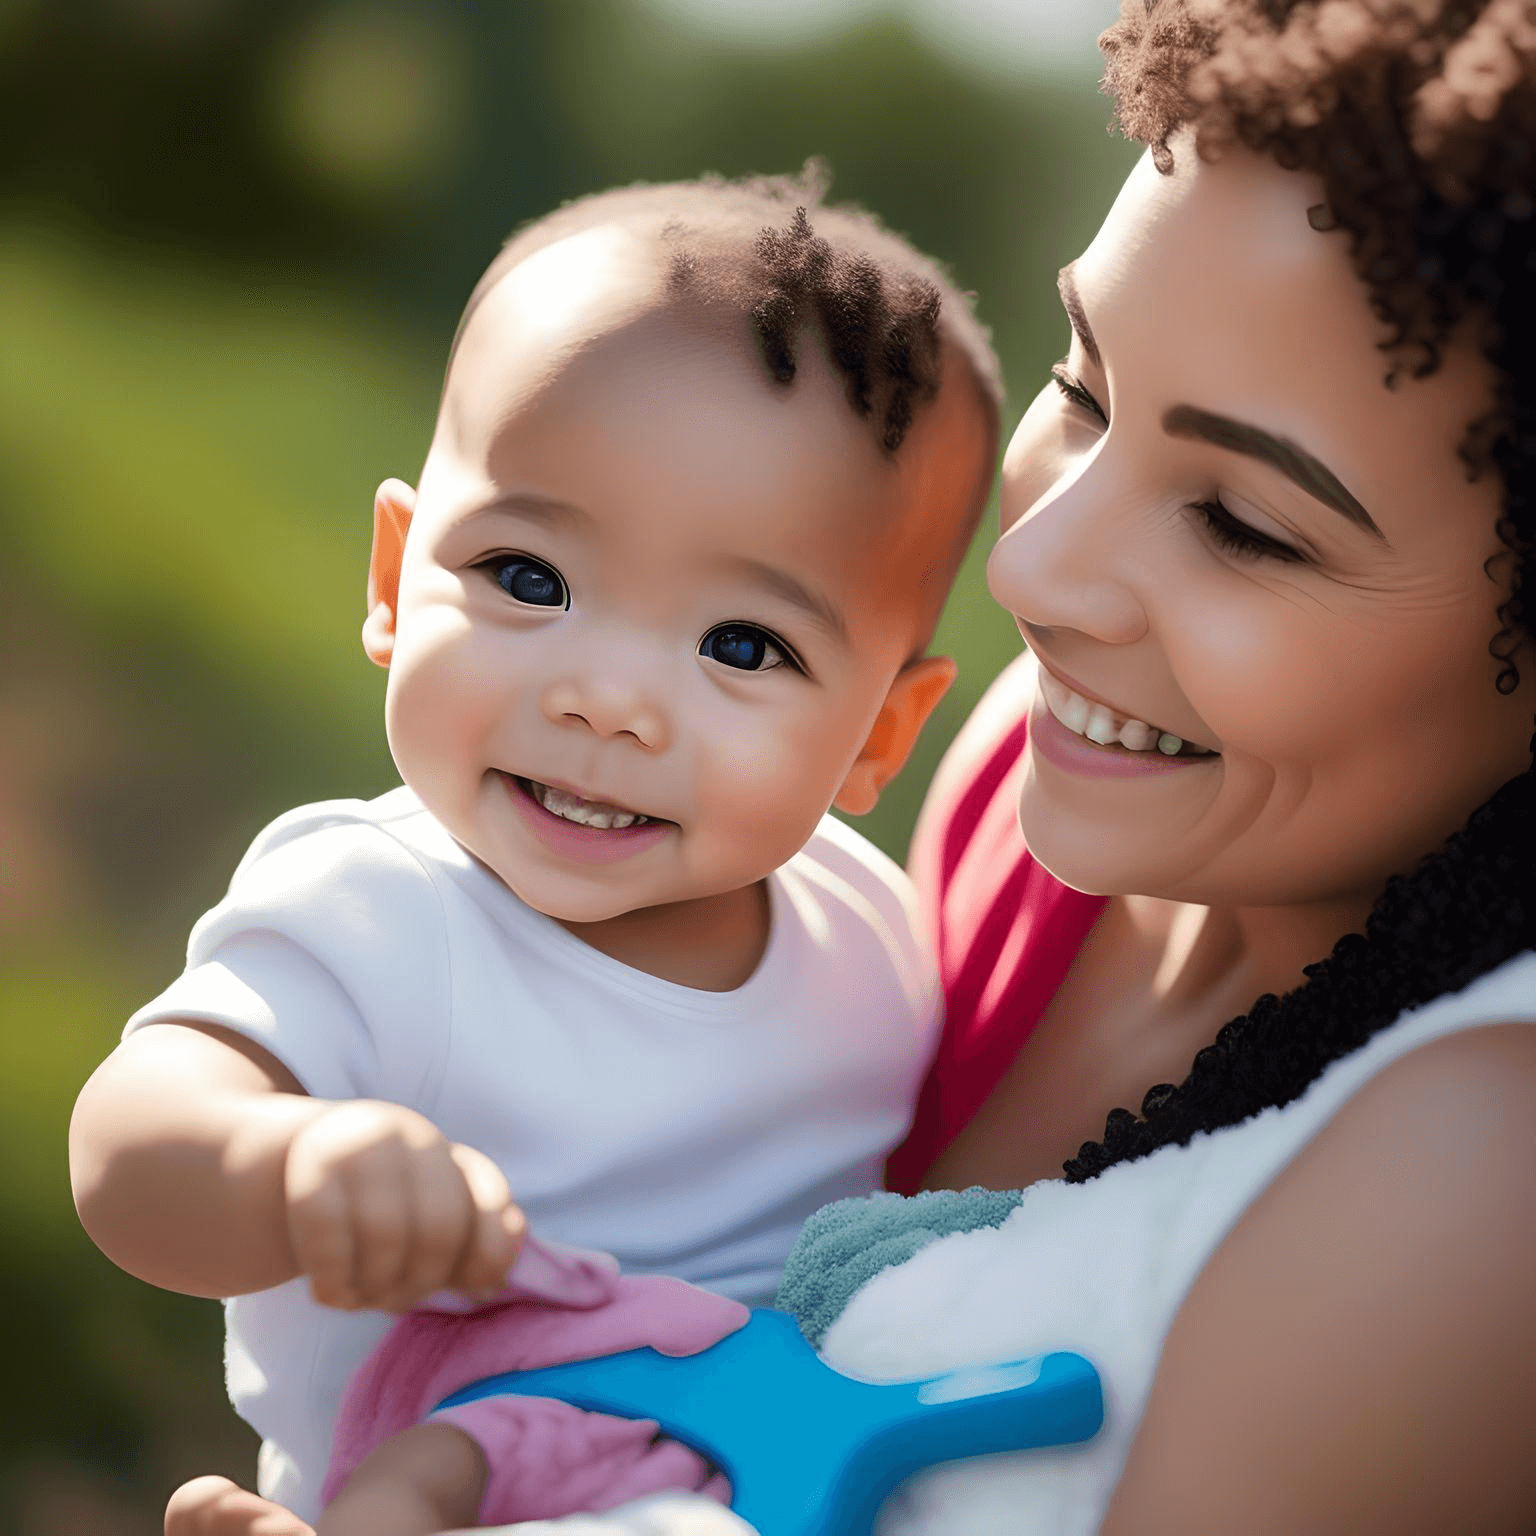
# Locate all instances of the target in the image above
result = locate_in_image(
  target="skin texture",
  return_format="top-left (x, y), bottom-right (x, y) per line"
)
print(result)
top-left (931, 143), bottom-right (1536, 1534)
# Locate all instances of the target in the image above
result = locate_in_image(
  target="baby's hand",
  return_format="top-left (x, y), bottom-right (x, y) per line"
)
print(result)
top-left (283, 1100), bottom-right (525, 1311)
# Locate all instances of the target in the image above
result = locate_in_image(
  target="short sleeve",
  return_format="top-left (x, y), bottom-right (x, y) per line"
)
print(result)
top-left (126, 808), bottom-right (454, 1108)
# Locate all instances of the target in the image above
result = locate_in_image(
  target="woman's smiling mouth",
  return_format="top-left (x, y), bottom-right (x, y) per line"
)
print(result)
top-left (1034, 659), bottom-right (1218, 759)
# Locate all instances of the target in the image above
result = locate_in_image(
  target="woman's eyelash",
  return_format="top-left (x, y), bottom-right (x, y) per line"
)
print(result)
top-left (1050, 364), bottom-right (1107, 424)
top-left (1194, 499), bottom-right (1307, 564)
top-left (1044, 361), bottom-right (1306, 566)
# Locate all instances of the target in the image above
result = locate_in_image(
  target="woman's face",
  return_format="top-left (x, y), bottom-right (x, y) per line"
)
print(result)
top-left (990, 142), bottom-right (1535, 911)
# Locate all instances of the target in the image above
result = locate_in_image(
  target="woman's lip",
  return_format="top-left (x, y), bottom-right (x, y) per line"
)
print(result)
top-left (1028, 648), bottom-right (1218, 756)
top-left (500, 773), bottom-right (673, 866)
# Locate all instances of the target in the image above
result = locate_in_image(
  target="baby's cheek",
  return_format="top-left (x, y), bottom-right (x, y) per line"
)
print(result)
top-left (696, 722), bottom-right (850, 867)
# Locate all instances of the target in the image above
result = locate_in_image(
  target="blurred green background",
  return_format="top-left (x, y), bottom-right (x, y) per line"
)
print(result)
top-left (0, 1), bottom-right (1136, 1529)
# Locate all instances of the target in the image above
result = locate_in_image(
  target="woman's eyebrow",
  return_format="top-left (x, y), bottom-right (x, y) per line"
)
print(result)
top-left (1163, 403), bottom-right (1385, 540)
top-left (1057, 263), bottom-right (1101, 369)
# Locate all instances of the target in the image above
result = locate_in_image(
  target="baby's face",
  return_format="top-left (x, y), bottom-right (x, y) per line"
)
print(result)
top-left (370, 226), bottom-right (983, 923)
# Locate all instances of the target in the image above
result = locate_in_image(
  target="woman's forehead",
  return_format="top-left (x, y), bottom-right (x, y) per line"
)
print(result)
top-left (1079, 146), bottom-right (1369, 347)
top-left (1069, 144), bottom-right (1498, 542)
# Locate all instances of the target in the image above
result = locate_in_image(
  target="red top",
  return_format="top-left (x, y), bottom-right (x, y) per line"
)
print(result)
top-left (885, 656), bottom-right (1107, 1195)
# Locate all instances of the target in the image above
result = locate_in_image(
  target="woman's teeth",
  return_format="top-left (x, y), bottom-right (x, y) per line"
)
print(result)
top-left (1039, 669), bottom-right (1213, 758)
top-left (528, 780), bottom-right (650, 829)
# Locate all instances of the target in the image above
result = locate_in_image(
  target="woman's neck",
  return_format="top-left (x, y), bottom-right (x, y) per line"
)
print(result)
top-left (1116, 888), bottom-right (1377, 1028)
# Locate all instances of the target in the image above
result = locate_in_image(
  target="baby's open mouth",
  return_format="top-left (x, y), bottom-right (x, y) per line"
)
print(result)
top-left (512, 775), bottom-right (666, 831)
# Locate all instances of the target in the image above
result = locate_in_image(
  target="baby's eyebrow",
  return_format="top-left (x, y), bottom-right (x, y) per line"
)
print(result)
top-left (469, 492), bottom-right (592, 530)
top-left (727, 556), bottom-right (849, 647)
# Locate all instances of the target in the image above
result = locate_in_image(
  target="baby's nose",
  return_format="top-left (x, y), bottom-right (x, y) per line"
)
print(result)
top-left (540, 675), bottom-right (670, 751)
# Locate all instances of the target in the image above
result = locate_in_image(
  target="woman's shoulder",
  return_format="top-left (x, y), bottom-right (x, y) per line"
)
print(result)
top-left (1104, 1012), bottom-right (1536, 1534)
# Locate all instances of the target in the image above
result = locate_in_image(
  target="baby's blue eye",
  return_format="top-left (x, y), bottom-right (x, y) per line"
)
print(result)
top-left (699, 624), bottom-right (789, 672)
top-left (491, 556), bottom-right (567, 608)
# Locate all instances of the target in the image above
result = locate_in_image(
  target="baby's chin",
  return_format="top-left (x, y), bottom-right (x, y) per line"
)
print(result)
top-left (510, 878), bottom-right (669, 927)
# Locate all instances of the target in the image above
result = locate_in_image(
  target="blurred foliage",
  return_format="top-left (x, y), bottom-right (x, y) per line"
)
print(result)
top-left (0, 2), bottom-right (1136, 1529)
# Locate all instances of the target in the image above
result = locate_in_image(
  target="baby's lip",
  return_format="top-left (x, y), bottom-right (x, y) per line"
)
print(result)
top-left (506, 771), bottom-right (674, 826)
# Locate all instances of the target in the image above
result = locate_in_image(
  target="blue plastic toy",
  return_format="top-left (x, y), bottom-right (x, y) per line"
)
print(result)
top-left (437, 1307), bottom-right (1102, 1535)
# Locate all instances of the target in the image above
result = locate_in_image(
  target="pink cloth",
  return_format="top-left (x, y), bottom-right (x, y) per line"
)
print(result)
top-left (322, 1239), bottom-right (749, 1525)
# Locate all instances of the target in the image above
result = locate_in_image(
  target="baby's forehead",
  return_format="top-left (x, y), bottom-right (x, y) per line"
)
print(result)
top-left (433, 219), bottom-right (992, 625)
top-left (443, 224), bottom-right (676, 420)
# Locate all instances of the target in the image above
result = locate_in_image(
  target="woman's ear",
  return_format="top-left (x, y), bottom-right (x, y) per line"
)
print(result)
top-left (834, 656), bottom-right (958, 815)
top-left (361, 480), bottom-right (416, 668)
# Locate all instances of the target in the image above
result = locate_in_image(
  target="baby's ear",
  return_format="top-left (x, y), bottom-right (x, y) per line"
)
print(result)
top-left (834, 656), bottom-right (957, 816)
top-left (362, 480), bottom-right (415, 668)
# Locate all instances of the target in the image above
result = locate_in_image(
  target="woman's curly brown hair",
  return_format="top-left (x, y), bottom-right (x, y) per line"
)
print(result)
top-left (1066, 0), bottom-right (1536, 1182)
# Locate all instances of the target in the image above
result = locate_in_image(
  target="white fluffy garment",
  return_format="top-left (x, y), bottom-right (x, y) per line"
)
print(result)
top-left (818, 950), bottom-right (1536, 1535)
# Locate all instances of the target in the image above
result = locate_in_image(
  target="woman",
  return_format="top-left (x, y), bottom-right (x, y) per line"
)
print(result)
top-left (591, 1), bottom-right (1536, 1531)
top-left (178, 2), bottom-right (1536, 1532)
top-left (813, 0), bottom-right (1536, 1528)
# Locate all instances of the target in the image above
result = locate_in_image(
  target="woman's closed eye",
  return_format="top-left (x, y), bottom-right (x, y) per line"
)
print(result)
top-left (1046, 363), bottom-right (1307, 566)
top-left (1051, 362), bottom-right (1107, 425)
top-left (1194, 498), bottom-right (1308, 564)
top-left (480, 553), bottom-right (569, 608)
top-left (698, 623), bottom-right (801, 674)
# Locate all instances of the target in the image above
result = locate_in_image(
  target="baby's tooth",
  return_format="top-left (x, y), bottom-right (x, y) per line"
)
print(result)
top-left (1156, 732), bottom-right (1184, 756)
top-left (1119, 719), bottom-right (1156, 752)
top-left (1084, 705), bottom-right (1119, 746)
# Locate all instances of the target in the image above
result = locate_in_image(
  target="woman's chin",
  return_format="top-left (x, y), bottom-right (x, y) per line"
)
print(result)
top-left (1015, 789), bottom-right (1171, 899)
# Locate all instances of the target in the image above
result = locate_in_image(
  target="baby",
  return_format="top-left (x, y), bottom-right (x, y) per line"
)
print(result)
top-left (69, 169), bottom-right (1000, 1532)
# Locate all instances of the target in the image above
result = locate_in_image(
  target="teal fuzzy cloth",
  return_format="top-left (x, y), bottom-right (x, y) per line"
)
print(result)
top-left (775, 1187), bottom-right (1024, 1348)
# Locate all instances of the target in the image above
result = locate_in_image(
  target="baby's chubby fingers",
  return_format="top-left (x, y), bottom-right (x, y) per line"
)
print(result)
top-left (284, 1100), bottom-right (478, 1310)
top-left (444, 1139), bottom-right (526, 1296)
top-left (357, 1131), bottom-right (483, 1308)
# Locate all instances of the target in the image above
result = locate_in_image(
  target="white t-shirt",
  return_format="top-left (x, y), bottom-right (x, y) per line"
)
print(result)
top-left (126, 787), bottom-right (941, 1520)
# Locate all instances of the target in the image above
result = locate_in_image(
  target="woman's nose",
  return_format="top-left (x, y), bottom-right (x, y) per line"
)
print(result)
top-left (540, 672), bottom-right (671, 751)
top-left (988, 466), bottom-right (1150, 647)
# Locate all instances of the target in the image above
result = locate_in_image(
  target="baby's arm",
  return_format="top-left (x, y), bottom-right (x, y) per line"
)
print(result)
top-left (70, 1020), bottom-right (524, 1309)
top-left (318, 1422), bottom-right (487, 1536)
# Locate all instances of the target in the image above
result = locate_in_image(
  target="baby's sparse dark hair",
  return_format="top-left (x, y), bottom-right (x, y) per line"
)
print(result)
top-left (448, 161), bottom-right (1001, 461)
